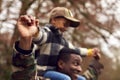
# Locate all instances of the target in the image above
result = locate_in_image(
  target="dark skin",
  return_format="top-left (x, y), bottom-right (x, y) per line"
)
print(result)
top-left (57, 54), bottom-right (83, 80)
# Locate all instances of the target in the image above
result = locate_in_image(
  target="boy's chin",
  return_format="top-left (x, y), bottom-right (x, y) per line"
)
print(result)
top-left (59, 28), bottom-right (67, 32)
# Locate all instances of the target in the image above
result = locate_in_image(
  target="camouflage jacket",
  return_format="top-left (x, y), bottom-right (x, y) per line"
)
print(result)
top-left (11, 47), bottom-right (102, 80)
top-left (11, 24), bottom-right (103, 80)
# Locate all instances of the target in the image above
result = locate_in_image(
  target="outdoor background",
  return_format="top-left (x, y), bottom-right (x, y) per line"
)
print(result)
top-left (0, 0), bottom-right (120, 80)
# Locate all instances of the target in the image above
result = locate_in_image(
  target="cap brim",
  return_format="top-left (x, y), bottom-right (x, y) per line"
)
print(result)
top-left (64, 16), bottom-right (80, 27)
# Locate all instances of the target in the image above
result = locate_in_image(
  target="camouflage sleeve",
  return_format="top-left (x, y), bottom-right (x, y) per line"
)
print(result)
top-left (83, 67), bottom-right (98, 80)
top-left (82, 59), bottom-right (104, 80)
top-left (11, 41), bottom-right (37, 80)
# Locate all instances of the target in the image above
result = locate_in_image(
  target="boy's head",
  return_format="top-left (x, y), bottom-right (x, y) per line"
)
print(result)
top-left (57, 48), bottom-right (83, 80)
top-left (49, 7), bottom-right (80, 32)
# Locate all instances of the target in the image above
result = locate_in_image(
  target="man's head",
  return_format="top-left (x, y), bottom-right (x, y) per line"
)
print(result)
top-left (57, 48), bottom-right (82, 80)
top-left (49, 7), bottom-right (80, 32)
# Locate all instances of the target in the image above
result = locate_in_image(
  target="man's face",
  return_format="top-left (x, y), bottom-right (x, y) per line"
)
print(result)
top-left (61, 54), bottom-right (82, 80)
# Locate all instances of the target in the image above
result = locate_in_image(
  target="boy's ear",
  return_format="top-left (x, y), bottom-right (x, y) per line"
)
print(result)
top-left (51, 18), bottom-right (56, 23)
top-left (58, 60), bottom-right (65, 69)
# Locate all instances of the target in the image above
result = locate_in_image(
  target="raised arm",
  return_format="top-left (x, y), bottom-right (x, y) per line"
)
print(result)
top-left (68, 42), bottom-right (101, 58)
top-left (11, 15), bottom-right (39, 80)
top-left (82, 57), bottom-right (104, 80)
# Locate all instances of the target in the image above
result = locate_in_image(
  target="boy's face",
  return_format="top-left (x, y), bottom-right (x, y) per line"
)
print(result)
top-left (60, 54), bottom-right (82, 80)
top-left (51, 17), bottom-right (70, 32)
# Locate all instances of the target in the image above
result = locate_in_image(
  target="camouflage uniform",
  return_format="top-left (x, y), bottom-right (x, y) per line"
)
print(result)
top-left (11, 24), bottom-right (103, 80)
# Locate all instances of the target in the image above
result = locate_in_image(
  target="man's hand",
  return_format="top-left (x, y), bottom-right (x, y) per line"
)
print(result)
top-left (92, 48), bottom-right (101, 60)
top-left (17, 15), bottom-right (39, 38)
top-left (17, 15), bottom-right (39, 50)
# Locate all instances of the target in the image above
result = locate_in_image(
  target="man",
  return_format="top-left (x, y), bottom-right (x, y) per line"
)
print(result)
top-left (11, 7), bottom-right (101, 80)
top-left (55, 47), bottom-right (103, 80)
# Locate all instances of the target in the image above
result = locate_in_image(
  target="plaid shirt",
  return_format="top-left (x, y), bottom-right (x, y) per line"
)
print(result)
top-left (11, 24), bottom-right (99, 80)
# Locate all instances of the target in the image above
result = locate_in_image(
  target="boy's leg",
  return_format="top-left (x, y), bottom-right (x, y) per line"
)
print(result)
top-left (44, 71), bottom-right (71, 80)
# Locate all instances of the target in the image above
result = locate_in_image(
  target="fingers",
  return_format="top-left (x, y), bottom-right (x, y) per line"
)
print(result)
top-left (35, 19), bottom-right (39, 26)
top-left (18, 15), bottom-right (38, 26)
top-left (93, 48), bottom-right (100, 53)
top-left (94, 53), bottom-right (101, 60)
top-left (20, 15), bottom-right (31, 26)
top-left (92, 48), bottom-right (101, 60)
top-left (28, 15), bottom-right (36, 26)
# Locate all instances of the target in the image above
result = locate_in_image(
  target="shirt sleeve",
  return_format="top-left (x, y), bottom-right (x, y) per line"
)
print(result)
top-left (82, 59), bottom-right (103, 80)
top-left (11, 41), bottom-right (37, 80)
top-left (67, 42), bottom-right (89, 57)
top-left (82, 67), bottom-right (98, 80)
top-left (33, 27), bottom-right (50, 45)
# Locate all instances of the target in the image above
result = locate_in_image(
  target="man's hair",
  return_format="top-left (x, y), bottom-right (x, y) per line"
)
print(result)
top-left (58, 47), bottom-right (80, 62)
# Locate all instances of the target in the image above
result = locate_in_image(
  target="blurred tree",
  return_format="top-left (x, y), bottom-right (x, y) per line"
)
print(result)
top-left (0, 0), bottom-right (120, 80)
top-left (0, 32), bottom-right (12, 80)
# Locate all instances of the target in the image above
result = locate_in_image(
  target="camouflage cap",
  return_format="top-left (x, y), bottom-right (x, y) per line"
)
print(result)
top-left (50, 7), bottom-right (80, 27)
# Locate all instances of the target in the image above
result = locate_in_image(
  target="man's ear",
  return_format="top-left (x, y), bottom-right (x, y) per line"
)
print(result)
top-left (58, 60), bottom-right (65, 69)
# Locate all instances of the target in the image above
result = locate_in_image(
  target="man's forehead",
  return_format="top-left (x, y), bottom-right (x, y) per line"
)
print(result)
top-left (70, 54), bottom-right (82, 61)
